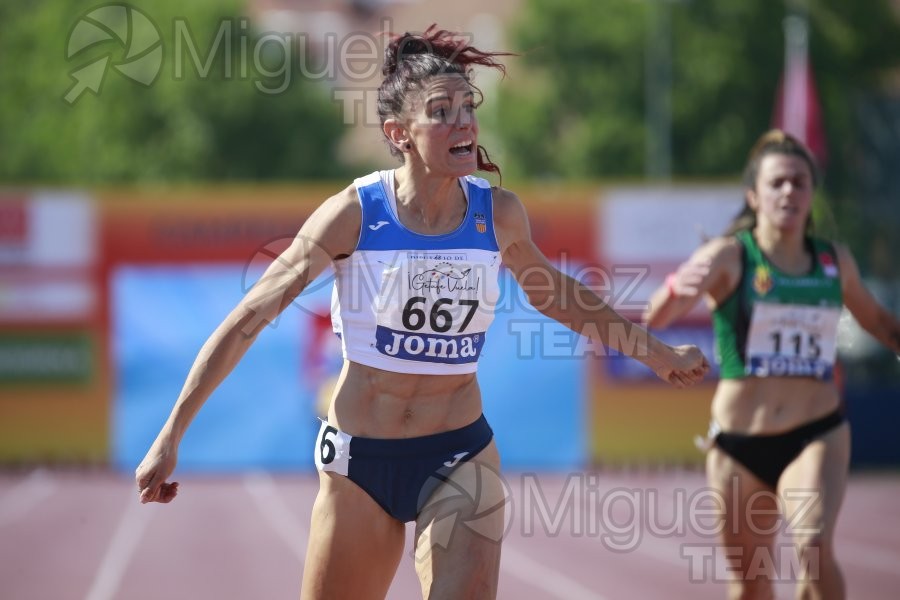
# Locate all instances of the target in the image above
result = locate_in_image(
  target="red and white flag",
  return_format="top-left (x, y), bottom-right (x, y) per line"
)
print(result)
top-left (772, 16), bottom-right (828, 168)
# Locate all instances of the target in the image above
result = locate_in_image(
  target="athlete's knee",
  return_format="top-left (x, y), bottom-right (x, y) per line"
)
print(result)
top-left (793, 549), bottom-right (846, 600)
top-left (792, 533), bottom-right (837, 581)
top-left (423, 567), bottom-right (498, 600)
top-left (727, 578), bottom-right (775, 600)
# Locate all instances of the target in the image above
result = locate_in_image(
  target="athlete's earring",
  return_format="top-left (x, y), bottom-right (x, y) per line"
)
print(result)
top-left (404, 143), bottom-right (411, 150)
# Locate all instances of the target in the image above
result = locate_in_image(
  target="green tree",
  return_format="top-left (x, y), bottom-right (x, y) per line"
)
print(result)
top-left (0, 0), bottom-right (350, 183)
top-left (494, 0), bottom-right (900, 194)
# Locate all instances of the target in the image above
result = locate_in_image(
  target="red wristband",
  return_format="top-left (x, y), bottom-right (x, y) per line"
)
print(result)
top-left (665, 273), bottom-right (678, 297)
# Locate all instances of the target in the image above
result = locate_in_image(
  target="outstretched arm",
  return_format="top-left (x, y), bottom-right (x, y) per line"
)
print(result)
top-left (493, 189), bottom-right (709, 387)
top-left (643, 237), bottom-right (742, 329)
top-left (836, 243), bottom-right (900, 354)
top-left (135, 187), bottom-right (361, 503)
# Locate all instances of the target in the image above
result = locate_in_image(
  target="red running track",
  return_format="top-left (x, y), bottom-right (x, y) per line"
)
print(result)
top-left (1, 470), bottom-right (897, 599)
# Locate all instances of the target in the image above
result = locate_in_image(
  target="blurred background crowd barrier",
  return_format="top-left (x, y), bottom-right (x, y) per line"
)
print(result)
top-left (1, 0), bottom-right (899, 471)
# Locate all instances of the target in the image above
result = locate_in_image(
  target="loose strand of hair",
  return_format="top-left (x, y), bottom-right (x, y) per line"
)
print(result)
top-left (476, 145), bottom-right (502, 187)
top-left (383, 24), bottom-right (513, 78)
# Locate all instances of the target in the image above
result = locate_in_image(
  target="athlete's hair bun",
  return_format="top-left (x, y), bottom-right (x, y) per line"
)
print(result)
top-left (383, 31), bottom-right (431, 77)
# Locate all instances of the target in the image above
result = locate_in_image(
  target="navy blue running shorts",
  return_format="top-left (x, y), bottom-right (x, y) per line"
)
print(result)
top-left (313, 414), bottom-right (494, 522)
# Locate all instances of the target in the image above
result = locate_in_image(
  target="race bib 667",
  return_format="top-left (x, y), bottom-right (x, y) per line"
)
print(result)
top-left (373, 252), bottom-right (497, 364)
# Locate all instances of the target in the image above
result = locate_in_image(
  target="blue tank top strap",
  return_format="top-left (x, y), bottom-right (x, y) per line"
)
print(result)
top-left (353, 172), bottom-right (394, 249)
top-left (460, 176), bottom-right (500, 252)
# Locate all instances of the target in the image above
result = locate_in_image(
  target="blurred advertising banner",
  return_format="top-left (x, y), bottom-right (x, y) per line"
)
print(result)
top-left (1, 183), bottom-right (755, 469)
top-left (0, 193), bottom-right (95, 321)
top-left (590, 186), bottom-right (743, 466)
top-left (0, 192), bottom-right (105, 462)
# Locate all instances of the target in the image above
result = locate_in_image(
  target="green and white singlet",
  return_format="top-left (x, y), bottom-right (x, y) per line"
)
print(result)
top-left (712, 230), bottom-right (843, 380)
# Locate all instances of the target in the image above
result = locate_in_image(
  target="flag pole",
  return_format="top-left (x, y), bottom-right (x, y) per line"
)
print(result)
top-left (782, 0), bottom-right (810, 142)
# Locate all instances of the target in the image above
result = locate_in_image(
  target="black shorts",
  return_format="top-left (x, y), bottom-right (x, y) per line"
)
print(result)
top-left (714, 409), bottom-right (846, 488)
top-left (313, 414), bottom-right (494, 522)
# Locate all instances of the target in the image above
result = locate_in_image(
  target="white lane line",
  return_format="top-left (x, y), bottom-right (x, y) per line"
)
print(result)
top-left (0, 469), bottom-right (57, 527)
top-left (84, 496), bottom-right (154, 600)
top-left (243, 472), bottom-right (308, 562)
top-left (501, 543), bottom-right (608, 600)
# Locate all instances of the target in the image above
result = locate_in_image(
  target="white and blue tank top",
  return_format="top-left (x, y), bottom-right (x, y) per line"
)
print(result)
top-left (330, 170), bottom-right (502, 375)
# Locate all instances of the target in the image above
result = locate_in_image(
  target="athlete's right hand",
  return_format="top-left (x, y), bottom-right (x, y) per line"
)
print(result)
top-left (135, 440), bottom-right (179, 504)
top-left (654, 344), bottom-right (710, 388)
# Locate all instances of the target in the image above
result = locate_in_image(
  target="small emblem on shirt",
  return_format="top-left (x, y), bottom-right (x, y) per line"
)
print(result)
top-left (474, 212), bottom-right (487, 234)
top-left (819, 252), bottom-right (838, 278)
top-left (753, 265), bottom-right (773, 296)
top-left (369, 220), bottom-right (390, 231)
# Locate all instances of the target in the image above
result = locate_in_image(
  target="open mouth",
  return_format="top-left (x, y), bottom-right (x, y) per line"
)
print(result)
top-left (449, 140), bottom-right (474, 156)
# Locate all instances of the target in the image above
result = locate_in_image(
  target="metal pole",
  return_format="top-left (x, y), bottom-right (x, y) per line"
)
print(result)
top-left (645, 0), bottom-right (672, 180)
